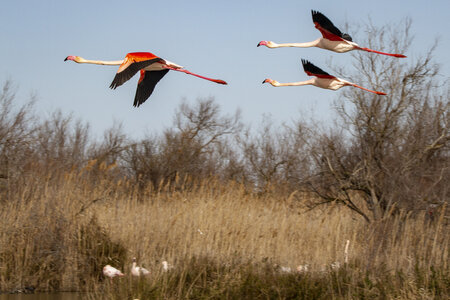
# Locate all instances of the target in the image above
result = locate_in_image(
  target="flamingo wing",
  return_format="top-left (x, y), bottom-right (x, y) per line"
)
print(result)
top-left (110, 57), bottom-right (163, 90)
top-left (133, 69), bottom-right (170, 107)
top-left (301, 59), bottom-right (336, 79)
top-left (311, 10), bottom-right (352, 42)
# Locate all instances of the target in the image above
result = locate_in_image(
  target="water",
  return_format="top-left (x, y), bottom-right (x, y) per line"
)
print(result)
top-left (0, 294), bottom-right (81, 300)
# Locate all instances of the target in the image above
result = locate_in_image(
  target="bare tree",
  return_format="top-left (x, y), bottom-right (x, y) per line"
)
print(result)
top-left (122, 98), bottom-right (242, 189)
top-left (0, 81), bottom-right (36, 189)
top-left (304, 20), bottom-right (449, 221)
top-left (33, 111), bottom-right (91, 173)
top-left (240, 118), bottom-right (311, 194)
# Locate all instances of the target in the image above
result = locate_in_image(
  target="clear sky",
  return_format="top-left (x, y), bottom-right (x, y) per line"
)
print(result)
top-left (1, 0), bottom-right (449, 139)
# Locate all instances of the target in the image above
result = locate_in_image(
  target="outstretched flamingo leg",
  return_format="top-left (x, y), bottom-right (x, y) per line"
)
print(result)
top-left (350, 83), bottom-right (387, 95)
top-left (358, 47), bottom-right (406, 58)
top-left (164, 66), bottom-right (227, 85)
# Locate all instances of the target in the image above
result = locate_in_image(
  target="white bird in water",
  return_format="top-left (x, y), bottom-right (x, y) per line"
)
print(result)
top-left (103, 265), bottom-right (125, 278)
top-left (258, 10), bottom-right (406, 58)
top-left (131, 257), bottom-right (150, 277)
top-left (263, 59), bottom-right (387, 95)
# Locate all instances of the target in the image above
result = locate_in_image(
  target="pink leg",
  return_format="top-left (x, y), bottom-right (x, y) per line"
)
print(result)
top-left (349, 83), bottom-right (386, 95)
top-left (358, 47), bottom-right (406, 58)
top-left (164, 66), bottom-right (227, 85)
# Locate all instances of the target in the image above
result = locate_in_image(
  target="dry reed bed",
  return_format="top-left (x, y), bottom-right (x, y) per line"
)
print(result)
top-left (0, 171), bottom-right (448, 298)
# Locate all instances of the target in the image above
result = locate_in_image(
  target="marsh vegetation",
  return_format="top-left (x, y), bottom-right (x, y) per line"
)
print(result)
top-left (0, 21), bottom-right (448, 299)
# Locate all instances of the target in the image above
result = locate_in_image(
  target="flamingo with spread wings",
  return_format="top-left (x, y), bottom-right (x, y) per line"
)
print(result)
top-left (258, 10), bottom-right (406, 58)
top-left (64, 52), bottom-right (227, 107)
top-left (263, 59), bottom-right (386, 95)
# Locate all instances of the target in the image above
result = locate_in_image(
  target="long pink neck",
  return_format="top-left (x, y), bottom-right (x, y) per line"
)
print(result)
top-left (272, 40), bottom-right (320, 48)
top-left (77, 58), bottom-right (124, 65)
top-left (358, 47), bottom-right (406, 58)
top-left (165, 66), bottom-right (227, 85)
top-left (276, 80), bottom-right (314, 87)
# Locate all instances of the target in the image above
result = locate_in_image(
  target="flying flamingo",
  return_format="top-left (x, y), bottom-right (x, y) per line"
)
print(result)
top-left (262, 59), bottom-right (386, 95)
top-left (64, 52), bottom-right (227, 107)
top-left (103, 265), bottom-right (125, 279)
top-left (131, 257), bottom-right (150, 277)
top-left (257, 10), bottom-right (406, 58)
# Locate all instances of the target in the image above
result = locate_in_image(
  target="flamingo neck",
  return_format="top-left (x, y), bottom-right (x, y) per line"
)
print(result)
top-left (276, 79), bottom-right (315, 87)
top-left (271, 39), bottom-right (321, 48)
top-left (76, 57), bottom-right (124, 65)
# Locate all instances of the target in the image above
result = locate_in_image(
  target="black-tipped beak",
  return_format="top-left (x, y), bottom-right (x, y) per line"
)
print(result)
top-left (64, 57), bottom-right (68, 61)
top-left (257, 42), bottom-right (261, 47)
top-left (262, 79), bottom-right (267, 84)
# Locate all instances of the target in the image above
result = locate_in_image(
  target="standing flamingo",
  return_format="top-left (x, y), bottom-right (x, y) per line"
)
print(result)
top-left (161, 261), bottom-right (174, 272)
top-left (103, 265), bottom-right (125, 279)
top-left (262, 59), bottom-right (386, 95)
top-left (64, 52), bottom-right (227, 107)
top-left (131, 257), bottom-right (150, 277)
top-left (257, 10), bottom-right (406, 58)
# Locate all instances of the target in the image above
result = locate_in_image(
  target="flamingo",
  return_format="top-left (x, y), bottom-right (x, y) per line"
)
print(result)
top-left (64, 52), bottom-right (227, 107)
top-left (131, 257), bottom-right (150, 276)
top-left (257, 10), bottom-right (406, 58)
top-left (161, 260), bottom-right (174, 272)
top-left (103, 265), bottom-right (125, 279)
top-left (262, 59), bottom-right (387, 95)
top-left (296, 264), bottom-right (310, 273)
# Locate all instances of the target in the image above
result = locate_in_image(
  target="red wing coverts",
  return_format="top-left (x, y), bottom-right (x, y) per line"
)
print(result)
top-left (134, 69), bottom-right (170, 107)
top-left (110, 57), bottom-right (163, 89)
top-left (301, 59), bottom-right (336, 79)
top-left (311, 10), bottom-right (352, 42)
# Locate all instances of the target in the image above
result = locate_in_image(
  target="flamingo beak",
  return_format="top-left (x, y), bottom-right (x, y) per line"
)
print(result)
top-left (257, 41), bottom-right (267, 47)
top-left (262, 79), bottom-right (269, 84)
top-left (64, 56), bottom-right (75, 62)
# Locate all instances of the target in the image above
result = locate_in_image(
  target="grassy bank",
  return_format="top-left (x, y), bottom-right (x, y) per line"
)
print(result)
top-left (0, 169), bottom-right (448, 299)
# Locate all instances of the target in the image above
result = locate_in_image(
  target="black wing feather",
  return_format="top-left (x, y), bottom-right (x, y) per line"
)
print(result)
top-left (133, 69), bottom-right (170, 107)
top-left (301, 59), bottom-right (331, 76)
top-left (311, 10), bottom-right (352, 42)
top-left (110, 58), bottom-right (163, 90)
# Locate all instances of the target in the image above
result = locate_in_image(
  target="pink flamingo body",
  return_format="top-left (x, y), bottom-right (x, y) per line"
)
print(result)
top-left (263, 59), bottom-right (386, 95)
top-left (64, 52), bottom-right (227, 107)
top-left (103, 265), bottom-right (125, 278)
top-left (258, 10), bottom-right (406, 58)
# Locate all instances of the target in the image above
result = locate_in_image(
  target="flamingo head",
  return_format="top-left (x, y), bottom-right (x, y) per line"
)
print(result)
top-left (132, 257), bottom-right (136, 263)
top-left (64, 55), bottom-right (81, 63)
top-left (262, 78), bottom-right (279, 86)
top-left (257, 41), bottom-right (275, 48)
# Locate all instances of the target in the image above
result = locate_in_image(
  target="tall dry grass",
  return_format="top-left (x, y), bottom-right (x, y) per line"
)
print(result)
top-left (0, 167), bottom-right (448, 299)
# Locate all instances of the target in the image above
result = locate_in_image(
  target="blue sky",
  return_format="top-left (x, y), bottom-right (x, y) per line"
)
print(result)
top-left (1, 0), bottom-right (449, 139)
